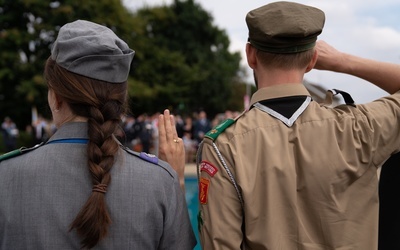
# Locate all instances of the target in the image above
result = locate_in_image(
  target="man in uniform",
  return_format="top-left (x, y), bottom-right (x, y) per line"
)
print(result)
top-left (197, 1), bottom-right (400, 249)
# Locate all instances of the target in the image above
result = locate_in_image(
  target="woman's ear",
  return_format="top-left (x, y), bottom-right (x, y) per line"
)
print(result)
top-left (48, 89), bottom-right (63, 112)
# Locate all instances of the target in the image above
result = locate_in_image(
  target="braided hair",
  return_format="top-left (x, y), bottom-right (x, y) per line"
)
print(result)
top-left (44, 57), bottom-right (128, 248)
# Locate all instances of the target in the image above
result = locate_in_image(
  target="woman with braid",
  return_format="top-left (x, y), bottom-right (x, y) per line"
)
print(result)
top-left (0, 20), bottom-right (196, 249)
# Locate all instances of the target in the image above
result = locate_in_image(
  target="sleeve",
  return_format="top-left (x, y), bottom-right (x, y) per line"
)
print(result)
top-left (356, 92), bottom-right (400, 166)
top-left (198, 139), bottom-right (244, 249)
top-left (159, 172), bottom-right (197, 250)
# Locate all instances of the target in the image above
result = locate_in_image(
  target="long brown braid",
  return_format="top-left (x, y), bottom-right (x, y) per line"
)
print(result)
top-left (44, 58), bottom-right (128, 249)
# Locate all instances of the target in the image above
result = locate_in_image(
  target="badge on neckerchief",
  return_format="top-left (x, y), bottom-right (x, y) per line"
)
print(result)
top-left (199, 177), bottom-right (210, 204)
top-left (200, 160), bottom-right (218, 177)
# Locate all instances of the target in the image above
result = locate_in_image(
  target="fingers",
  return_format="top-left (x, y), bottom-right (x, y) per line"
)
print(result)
top-left (163, 109), bottom-right (174, 143)
top-left (157, 109), bottom-right (186, 189)
top-left (169, 112), bottom-right (178, 139)
top-left (158, 111), bottom-right (166, 146)
top-left (158, 109), bottom-right (180, 149)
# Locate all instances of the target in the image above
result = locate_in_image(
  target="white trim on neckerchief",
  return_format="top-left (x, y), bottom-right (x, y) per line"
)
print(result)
top-left (253, 96), bottom-right (312, 127)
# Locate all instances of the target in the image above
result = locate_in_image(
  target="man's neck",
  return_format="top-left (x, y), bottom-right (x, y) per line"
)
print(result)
top-left (255, 68), bottom-right (305, 88)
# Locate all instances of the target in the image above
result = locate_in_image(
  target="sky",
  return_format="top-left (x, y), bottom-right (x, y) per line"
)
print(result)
top-left (123, 0), bottom-right (400, 104)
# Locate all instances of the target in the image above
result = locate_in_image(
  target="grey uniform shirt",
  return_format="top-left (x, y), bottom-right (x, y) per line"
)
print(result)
top-left (0, 122), bottom-right (196, 250)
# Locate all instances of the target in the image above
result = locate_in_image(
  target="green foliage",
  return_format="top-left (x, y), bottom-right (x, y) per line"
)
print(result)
top-left (0, 0), bottom-right (51, 127)
top-left (17, 130), bottom-right (34, 148)
top-left (130, 0), bottom-right (243, 117)
top-left (0, 0), bottom-right (247, 130)
top-left (0, 0), bottom-right (136, 128)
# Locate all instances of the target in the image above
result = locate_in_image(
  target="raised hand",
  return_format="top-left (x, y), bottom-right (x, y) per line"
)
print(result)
top-left (158, 109), bottom-right (186, 189)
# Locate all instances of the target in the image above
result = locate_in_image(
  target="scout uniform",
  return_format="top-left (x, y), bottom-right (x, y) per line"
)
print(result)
top-left (0, 122), bottom-right (196, 249)
top-left (197, 2), bottom-right (400, 249)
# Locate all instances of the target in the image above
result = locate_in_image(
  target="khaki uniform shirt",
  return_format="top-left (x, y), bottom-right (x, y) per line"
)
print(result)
top-left (198, 84), bottom-right (400, 250)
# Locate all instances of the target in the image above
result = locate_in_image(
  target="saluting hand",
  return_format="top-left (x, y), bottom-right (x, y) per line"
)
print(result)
top-left (314, 40), bottom-right (345, 72)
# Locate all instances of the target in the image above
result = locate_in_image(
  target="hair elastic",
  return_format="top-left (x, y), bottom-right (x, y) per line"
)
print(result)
top-left (92, 183), bottom-right (107, 194)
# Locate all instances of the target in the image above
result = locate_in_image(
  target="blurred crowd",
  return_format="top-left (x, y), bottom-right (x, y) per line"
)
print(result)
top-left (1, 110), bottom-right (241, 163)
top-left (1, 117), bottom-right (19, 152)
top-left (1, 115), bottom-right (57, 152)
top-left (116, 110), bottom-right (241, 163)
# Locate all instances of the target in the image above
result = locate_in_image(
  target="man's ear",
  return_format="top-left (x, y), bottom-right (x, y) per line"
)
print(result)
top-left (305, 49), bottom-right (318, 73)
top-left (246, 43), bottom-right (257, 69)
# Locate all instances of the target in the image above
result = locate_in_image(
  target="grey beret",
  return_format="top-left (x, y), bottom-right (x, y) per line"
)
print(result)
top-left (246, 1), bottom-right (325, 54)
top-left (51, 20), bottom-right (135, 83)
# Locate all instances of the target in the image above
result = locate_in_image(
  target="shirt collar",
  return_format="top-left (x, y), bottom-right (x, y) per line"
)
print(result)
top-left (48, 122), bottom-right (88, 142)
top-left (250, 84), bottom-right (311, 107)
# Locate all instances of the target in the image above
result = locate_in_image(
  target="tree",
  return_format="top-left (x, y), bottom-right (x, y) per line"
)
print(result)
top-left (0, 0), bottom-right (136, 128)
top-left (0, 0), bottom-right (51, 128)
top-left (0, 0), bottom-right (246, 130)
top-left (129, 0), bottom-right (243, 118)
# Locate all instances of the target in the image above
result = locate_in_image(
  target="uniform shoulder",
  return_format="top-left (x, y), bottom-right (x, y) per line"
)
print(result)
top-left (0, 143), bottom-right (44, 162)
top-left (121, 146), bottom-right (175, 178)
top-left (123, 147), bottom-right (159, 164)
top-left (205, 111), bottom-right (246, 142)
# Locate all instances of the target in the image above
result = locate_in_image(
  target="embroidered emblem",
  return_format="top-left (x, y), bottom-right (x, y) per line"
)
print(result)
top-left (209, 129), bottom-right (218, 134)
top-left (200, 160), bottom-right (218, 177)
top-left (199, 177), bottom-right (210, 204)
top-left (139, 152), bottom-right (158, 164)
top-left (205, 118), bottom-right (235, 141)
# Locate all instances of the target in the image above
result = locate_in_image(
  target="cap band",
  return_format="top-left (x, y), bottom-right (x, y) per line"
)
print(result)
top-left (249, 39), bottom-right (316, 54)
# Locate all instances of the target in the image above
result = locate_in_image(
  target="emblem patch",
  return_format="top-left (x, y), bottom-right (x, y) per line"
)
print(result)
top-left (200, 160), bottom-right (218, 177)
top-left (199, 177), bottom-right (210, 204)
top-left (139, 152), bottom-right (158, 164)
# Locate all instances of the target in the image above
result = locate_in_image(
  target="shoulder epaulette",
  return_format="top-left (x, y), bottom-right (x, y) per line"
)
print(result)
top-left (205, 118), bottom-right (236, 141)
top-left (122, 146), bottom-right (159, 165)
top-left (0, 143), bottom-right (44, 162)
